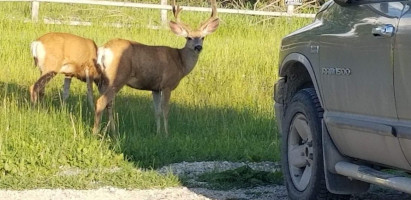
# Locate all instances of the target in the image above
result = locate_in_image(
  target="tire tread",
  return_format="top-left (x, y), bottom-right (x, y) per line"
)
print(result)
top-left (282, 88), bottom-right (350, 200)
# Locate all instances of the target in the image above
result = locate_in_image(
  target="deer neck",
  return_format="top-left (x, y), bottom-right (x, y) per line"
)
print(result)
top-left (178, 46), bottom-right (200, 75)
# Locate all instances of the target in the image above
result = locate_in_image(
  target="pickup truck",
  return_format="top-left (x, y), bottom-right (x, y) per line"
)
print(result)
top-left (274, 0), bottom-right (411, 199)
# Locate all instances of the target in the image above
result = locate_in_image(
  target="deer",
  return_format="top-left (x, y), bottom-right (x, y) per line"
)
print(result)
top-left (93, 0), bottom-right (219, 135)
top-left (30, 32), bottom-right (103, 109)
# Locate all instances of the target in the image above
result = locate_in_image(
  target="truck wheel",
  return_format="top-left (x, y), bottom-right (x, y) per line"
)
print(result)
top-left (281, 88), bottom-right (349, 200)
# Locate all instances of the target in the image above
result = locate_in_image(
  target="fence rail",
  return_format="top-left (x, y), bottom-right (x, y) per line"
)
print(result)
top-left (0, 0), bottom-right (316, 25)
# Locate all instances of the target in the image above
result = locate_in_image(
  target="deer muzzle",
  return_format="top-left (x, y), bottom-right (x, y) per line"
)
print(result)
top-left (194, 45), bottom-right (203, 52)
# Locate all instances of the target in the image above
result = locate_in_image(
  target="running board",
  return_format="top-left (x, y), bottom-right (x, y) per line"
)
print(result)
top-left (335, 161), bottom-right (411, 194)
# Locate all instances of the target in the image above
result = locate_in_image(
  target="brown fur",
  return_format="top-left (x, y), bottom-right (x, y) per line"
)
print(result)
top-left (30, 32), bottom-right (102, 106)
top-left (102, 39), bottom-right (186, 91)
top-left (93, 0), bottom-right (219, 135)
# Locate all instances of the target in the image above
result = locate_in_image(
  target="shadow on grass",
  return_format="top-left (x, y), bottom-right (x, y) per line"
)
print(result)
top-left (196, 165), bottom-right (283, 189)
top-left (0, 80), bottom-right (93, 111)
top-left (0, 81), bottom-right (280, 193)
top-left (0, 81), bottom-right (31, 103)
top-left (111, 92), bottom-right (279, 168)
top-left (0, 81), bottom-right (279, 165)
top-left (108, 92), bottom-right (281, 198)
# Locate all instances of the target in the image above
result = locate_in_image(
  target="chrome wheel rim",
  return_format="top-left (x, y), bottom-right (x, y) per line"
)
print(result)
top-left (288, 113), bottom-right (314, 191)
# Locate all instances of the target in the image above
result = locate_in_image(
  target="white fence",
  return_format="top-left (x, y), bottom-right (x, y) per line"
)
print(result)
top-left (0, 0), bottom-right (315, 25)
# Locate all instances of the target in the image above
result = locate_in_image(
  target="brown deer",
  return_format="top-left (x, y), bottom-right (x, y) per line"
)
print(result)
top-left (30, 32), bottom-right (103, 109)
top-left (93, 0), bottom-right (219, 135)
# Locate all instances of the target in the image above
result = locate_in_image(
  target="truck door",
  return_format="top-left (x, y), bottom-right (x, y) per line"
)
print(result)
top-left (393, 4), bottom-right (411, 168)
top-left (320, 2), bottom-right (410, 170)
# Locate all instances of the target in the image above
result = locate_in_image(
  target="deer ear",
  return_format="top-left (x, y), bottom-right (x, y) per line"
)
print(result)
top-left (201, 18), bottom-right (219, 36)
top-left (169, 21), bottom-right (188, 37)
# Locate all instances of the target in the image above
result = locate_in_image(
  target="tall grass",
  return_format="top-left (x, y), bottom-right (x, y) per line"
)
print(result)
top-left (0, 2), bottom-right (312, 188)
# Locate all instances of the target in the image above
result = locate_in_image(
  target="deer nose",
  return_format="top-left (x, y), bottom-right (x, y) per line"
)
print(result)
top-left (194, 45), bottom-right (203, 52)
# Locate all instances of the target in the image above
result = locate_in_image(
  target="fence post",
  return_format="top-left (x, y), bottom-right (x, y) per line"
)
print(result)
top-left (287, 5), bottom-right (294, 14)
top-left (31, 0), bottom-right (39, 21)
top-left (160, 0), bottom-right (167, 25)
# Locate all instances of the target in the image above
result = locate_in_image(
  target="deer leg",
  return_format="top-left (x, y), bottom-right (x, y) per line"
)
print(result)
top-left (85, 69), bottom-right (95, 111)
top-left (152, 91), bottom-right (162, 134)
top-left (93, 87), bottom-right (117, 135)
top-left (161, 89), bottom-right (171, 136)
top-left (107, 99), bottom-right (116, 134)
top-left (30, 71), bottom-right (57, 103)
top-left (38, 71), bottom-right (46, 99)
top-left (97, 80), bottom-right (108, 95)
top-left (62, 76), bottom-right (72, 102)
top-left (97, 79), bottom-right (115, 132)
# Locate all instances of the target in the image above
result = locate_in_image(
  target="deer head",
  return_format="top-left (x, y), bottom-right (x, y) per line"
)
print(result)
top-left (169, 0), bottom-right (219, 53)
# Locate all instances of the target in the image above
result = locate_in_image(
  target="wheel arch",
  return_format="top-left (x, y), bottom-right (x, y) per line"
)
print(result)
top-left (276, 53), bottom-right (323, 107)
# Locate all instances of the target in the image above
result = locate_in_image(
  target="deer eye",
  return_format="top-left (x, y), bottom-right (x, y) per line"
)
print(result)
top-left (186, 37), bottom-right (193, 40)
top-left (201, 37), bottom-right (205, 40)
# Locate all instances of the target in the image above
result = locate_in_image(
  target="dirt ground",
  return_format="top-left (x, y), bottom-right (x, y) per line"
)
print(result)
top-left (0, 161), bottom-right (410, 200)
top-left (0, 184), bottom-right (410, 200)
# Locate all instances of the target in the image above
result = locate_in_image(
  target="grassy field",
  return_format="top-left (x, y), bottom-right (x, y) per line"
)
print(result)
top-left (0, 2), bottom-right (312, 189)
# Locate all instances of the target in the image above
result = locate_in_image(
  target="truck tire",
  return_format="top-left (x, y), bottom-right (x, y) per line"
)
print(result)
top-left (281, 88), bottom-right (349, 200)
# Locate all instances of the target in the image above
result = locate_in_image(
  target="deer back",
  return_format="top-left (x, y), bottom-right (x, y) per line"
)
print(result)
top-left (98, 39), bottom-right (186, 91)
top-left (34, 32), bottom-right (100, 81)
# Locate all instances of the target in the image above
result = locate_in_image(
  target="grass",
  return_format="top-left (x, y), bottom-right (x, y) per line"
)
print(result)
top-left (0, 2), bottom-right (312, 189)
top-left (197, 166), bottom-right (283, 190)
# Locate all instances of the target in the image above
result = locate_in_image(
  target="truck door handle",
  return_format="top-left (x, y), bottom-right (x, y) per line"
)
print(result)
top-left (372, 24), bottom-right (395, 37)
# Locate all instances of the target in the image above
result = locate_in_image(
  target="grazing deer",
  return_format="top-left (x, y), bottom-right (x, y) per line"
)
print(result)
top-left (30, 32), bottom-right (102, 109)
top-left (93, 0), bottom-right (219, 135)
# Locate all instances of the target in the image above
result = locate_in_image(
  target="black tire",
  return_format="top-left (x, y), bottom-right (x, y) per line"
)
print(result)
top-left (281, 88), bottom-right (349, 200)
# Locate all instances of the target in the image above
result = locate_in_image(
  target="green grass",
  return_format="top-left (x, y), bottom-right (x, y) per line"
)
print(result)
top-left (197, 166), bottom-right (283, 190)
top-left (0, 2), bottom-right (312, 189)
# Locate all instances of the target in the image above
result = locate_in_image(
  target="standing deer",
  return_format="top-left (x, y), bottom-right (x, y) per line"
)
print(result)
top-left (30, 32), bottom-right (103, 109)
top-left (93, 0), bottom-right (219, 135)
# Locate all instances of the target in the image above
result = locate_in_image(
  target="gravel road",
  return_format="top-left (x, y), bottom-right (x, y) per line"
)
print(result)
top-left (0, 161), bottom-right (410, 200)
